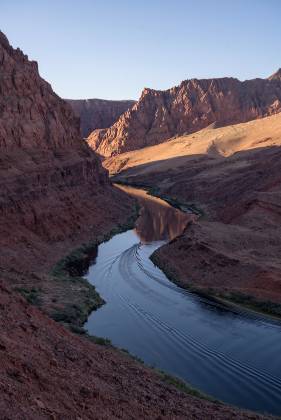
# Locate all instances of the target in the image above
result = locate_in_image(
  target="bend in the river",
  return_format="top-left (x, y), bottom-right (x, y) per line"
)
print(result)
top-left (84, 185), bottom-right (281, 416)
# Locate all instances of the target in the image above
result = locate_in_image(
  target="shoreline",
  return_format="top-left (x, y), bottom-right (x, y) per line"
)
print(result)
top-left (52, 174), bottom-right (281, 328)
top-left (50, 201), bottom-right (140, 330)
top-left (49, 187), bottom-right (224, 406)
top-left (112, 177), bottom-right (281, 322)
top-left (111, 177), bottom-right (205, 216)
top-left (150, 251), bottom-right (281, 323)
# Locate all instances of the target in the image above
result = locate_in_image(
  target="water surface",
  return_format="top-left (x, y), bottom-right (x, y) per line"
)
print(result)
top-left (85, 186), bottom-right (281, 415)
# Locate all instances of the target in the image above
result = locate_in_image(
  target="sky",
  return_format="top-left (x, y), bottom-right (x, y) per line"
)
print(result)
top-left (1, 0), bottom-right (281, 100)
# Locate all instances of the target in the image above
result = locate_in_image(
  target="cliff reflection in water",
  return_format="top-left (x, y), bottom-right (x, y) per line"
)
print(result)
top-left (116, 184), bottom-right (190, 243)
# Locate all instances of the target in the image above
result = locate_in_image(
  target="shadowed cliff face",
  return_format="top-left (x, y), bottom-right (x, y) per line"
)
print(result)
top-left (88, 73), bottom-right (281, 157)
top-left (0, 32), bottom-right (81, 149)
top-left (66, 98), bottom-right (136, 137)
top-left (0, 30), bottom-right (133, 297)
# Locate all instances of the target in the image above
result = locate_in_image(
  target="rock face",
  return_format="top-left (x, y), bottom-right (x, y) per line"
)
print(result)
top-left (66, 98), bottom-right (135, 137)
top-left (0, 32), bottom-right (81, 149)
top-left (88, 73), bottom-right (281, 157)
top-left (0, 30), bottom-right (134, 310)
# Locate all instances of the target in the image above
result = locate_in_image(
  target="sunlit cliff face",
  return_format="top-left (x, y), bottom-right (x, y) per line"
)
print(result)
top-left (116, 184), bottom-right (190, 243)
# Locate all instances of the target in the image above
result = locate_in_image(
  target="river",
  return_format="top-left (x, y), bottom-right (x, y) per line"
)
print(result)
top-left (84, 185), bottom-right (281, 416)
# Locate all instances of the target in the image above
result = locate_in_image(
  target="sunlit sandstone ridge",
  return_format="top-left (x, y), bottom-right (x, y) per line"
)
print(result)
top-left (105, 112), bottom-right (281, 175)
top-left (88, 69), bottom-right (281, 157)
top-left (0, 30), bottom-right (266, 418)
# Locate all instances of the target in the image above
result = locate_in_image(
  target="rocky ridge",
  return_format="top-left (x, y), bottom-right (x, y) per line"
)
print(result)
top-left (0, 30), bottom-right (132, 280)
top-left (88, 72), bottom-right (281, 157)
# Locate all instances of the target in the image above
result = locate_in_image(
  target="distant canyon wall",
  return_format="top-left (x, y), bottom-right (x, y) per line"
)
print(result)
top-left (66, 98), bottom-right (136, 137)
top-left (88, 69), bottom-right (281, 157)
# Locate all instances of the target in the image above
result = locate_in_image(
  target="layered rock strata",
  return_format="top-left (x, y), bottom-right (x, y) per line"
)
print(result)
top-left (88, 70), bottom-right (281, 157)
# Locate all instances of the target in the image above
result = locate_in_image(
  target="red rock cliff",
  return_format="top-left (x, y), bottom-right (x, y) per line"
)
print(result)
top-left (88, 73), bottom-right (281, 157)
top-left (0, 30), bottom-right (132, 275)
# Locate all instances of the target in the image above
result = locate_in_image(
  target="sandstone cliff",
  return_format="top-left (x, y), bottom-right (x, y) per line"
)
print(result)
top-left (88, 72), bottom-right (281, 157)
top-left (0, 29), bottom-right (135, 316)
top-left (66, 98), bottom-right (135, 137)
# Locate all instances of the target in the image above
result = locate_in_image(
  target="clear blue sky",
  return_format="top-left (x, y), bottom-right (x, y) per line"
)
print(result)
top-left (1, 0), bottom-right (280, 100)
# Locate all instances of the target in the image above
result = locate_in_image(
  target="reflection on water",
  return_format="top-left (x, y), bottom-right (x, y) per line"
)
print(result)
top-left (117, 184), bottom-right (190, 243)
top-left (84, 185), bottom-right (281, 416)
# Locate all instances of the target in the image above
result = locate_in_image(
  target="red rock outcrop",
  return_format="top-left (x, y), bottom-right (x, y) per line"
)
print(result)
top-left (0, 30), bottom-right (131, 268)
top-left (66, 98), bottom-right (135, 137)
top-left (88, 72), bottom-right (281, 157)
top-left (0, 30), bottom-right (140, 329)
top-left (0, 30), bottom-right (140, 322)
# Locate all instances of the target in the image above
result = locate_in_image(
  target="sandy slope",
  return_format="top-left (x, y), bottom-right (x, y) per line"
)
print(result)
top-left (104, 113), bottom-right (281, 176)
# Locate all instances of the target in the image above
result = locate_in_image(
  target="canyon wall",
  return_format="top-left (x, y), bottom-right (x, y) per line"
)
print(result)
top-left (66, 98), bottom-right (135, 137)
top-left (88, 70), bottom-right (281, 157)
top-left (0, 30), bottom-right (134, 305)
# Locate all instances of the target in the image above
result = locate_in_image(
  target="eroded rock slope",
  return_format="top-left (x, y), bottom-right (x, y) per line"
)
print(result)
top-left (88, 70), bottom-right (281, 157)
top-left (0, 30), bottom-right (134, 315)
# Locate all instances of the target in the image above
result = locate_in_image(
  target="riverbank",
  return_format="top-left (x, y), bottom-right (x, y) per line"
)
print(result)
top-left (150, 251), bottom-right (281, 322)
top-left (81, 183), bottom-right (281, 416)
top-left (48, 185), bottom-right (251, 413)
top-left (83, 335), bottom-right (221, 404)
top-left (113, 178), bottom-right (281, 321)
top-left (4, 278), bottom-right (269, 420)
top-left (112, 177), bottom-right (206, 219)
top-left (50, 200), bottom-right (140, 329)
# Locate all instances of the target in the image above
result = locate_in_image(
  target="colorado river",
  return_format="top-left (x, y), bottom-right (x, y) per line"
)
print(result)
top-left (85, 185), bottom-right (281, 416)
